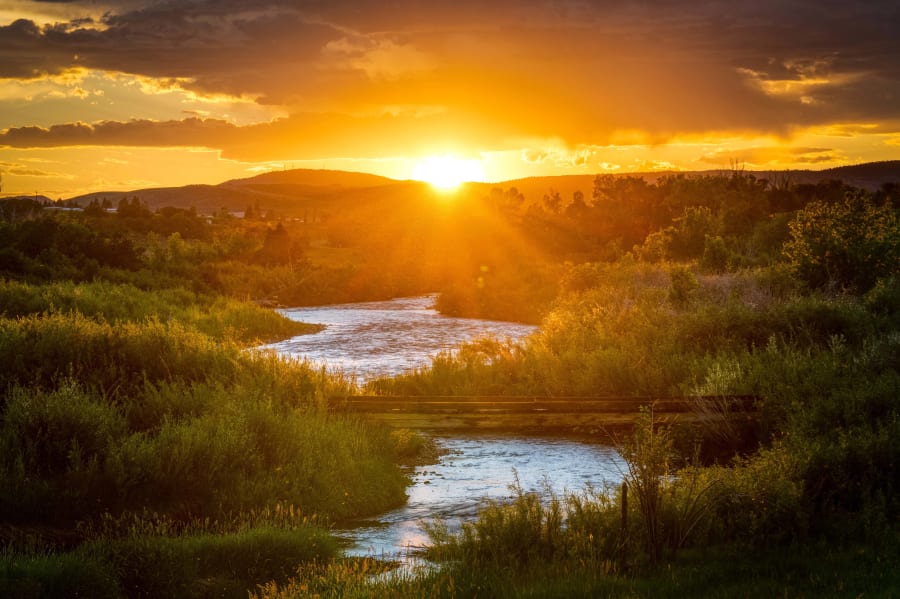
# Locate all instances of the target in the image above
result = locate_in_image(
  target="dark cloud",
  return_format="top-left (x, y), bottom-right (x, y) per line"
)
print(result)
top-left (0, 118), bottom-right (238, 150)
top-left (0, 112), bottom-right (518, 160)
top-left (1, 0), bottom-right (899, 150)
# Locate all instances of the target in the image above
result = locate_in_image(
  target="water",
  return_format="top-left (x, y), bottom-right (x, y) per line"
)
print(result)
top-left (335, 434), bottom-right (625, 560)
top-left (266, 295), bottom-right (623, 561)
top-left (264, 294), bottom-right (537, 383)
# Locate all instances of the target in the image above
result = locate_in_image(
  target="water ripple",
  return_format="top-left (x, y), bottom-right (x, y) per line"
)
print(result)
top-left (261, 294), bottom-right (537, 383)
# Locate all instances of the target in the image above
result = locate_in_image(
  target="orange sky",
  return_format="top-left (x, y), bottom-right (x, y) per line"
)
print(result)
top-left (1, 1), bottom-right (898, 198)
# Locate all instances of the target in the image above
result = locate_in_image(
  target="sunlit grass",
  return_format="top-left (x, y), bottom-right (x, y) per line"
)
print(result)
top-left (0, 279), bottom-right (319, 344)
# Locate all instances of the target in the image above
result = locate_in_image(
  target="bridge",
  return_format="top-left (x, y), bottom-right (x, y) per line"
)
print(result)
top-left (329, 395), bottom-right (760, 434)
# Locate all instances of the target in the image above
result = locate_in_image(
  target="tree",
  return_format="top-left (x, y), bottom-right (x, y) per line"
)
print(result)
top-left (783, 192), bottom-right (899, 291)
top-left (259, 222), bottom-right (300, 266)
top-left (667, 206), bottom-right (720, 260)
top-left (0, 198), bottom-right (43, 222)
top-left (541, 189), bottom-right (562, 214)
top-left (117, 196), bottom-right (150, 218)
top-left (83, 199), bottom-right (106, 217)
top-left (564, 190), bottom-right (589, 219)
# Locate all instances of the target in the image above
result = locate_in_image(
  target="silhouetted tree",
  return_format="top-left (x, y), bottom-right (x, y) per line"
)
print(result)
top-left (117, 196), bottom-right (150, 218)
top-left (83, 199), bottom-right (106, 217)
top-left (541, 189), bottom-right (562, 214)
top-left (0, 198), bottom-right (43, 222)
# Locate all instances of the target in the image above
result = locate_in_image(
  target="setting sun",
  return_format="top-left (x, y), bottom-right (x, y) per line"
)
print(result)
top-left (411, 156), bottom-right (486, 190)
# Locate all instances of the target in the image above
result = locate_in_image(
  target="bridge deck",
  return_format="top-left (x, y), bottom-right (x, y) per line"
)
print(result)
top-left (329, 395), bottom-right (759, 433)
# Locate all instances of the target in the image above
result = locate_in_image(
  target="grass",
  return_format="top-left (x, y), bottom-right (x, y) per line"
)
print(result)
top-left (250, 489), bottom-right (899, 599)
top-left (0, 279), bottom-right (320, 344)
top-left (2, 516), bottom-right (339, 599)
top-left (0, 290), bottom-right (425, 596)
top-left (249, 542), bottom-right (900, 598)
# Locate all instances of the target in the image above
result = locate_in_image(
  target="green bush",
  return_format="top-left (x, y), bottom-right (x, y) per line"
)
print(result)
top-left (783, 193), bottom-right (900, 292)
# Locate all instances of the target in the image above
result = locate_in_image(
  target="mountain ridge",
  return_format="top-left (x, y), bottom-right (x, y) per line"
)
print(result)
top-left (64, 161), bottom-right (900, 214)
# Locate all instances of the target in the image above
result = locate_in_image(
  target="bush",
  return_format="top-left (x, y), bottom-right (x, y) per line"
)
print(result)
top-left (783, 193), bottom-right (899, 292)
top-left (668, 266), bottom-right (699, 306)
top-left (700, 235), bottom-right (730, 273)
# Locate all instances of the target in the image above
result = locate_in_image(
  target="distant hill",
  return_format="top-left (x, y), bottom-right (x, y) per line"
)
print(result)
top-left (71, 169), bottom-right (409, 215)
top-left (814, 161), bottom-right (900, 190)
top-left (71, 185), bottom-right (273, 216)
top-left (68, 162), bottom-right (900, 215)
top-left (220, 169), bottom-right (396, 189)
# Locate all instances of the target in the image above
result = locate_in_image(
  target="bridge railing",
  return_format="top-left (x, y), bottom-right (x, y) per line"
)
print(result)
top-left (330, 395), bottom-right (759, 415)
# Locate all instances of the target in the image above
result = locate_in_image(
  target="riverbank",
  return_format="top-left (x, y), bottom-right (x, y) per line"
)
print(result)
top-left (0, 283), bottom-right (430, 597)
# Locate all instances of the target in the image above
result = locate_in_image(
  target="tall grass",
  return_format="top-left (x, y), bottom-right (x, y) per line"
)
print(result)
top-left (0, 309), bottom-right (413, 529)
top-left (2, 508), bottom-right (339, 599)
top-left (370, 262), bottom-right (879, 397)
top-left (0, 279), bottom-right (320, 343)
top-left (0, 380), bottom-right (407, 525)
top-left (251, 540), bottom-right (900, 598)
top-left (0, 313), bottom-right (342, 402)
top-left (0, 299), bottom-right (420, 596)
top-left (3, 252), bottom-right (898, 596)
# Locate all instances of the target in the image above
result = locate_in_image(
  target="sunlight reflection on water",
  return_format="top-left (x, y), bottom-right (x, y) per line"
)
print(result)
top-left (262, 294), bottom-right (537, 383)
top-left (334, 434), bottom-right (625, 561)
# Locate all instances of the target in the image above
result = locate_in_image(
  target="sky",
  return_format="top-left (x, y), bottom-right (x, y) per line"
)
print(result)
top-left (0, 0), bottom-right (898, 197)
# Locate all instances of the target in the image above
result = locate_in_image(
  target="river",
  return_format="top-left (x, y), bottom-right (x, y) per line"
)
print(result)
top-left (263, 294), bottom-right (536, 384)
top-left (267, 295), bottom-right (625, 560)
top-left (334, 435), bottom-right (624, 560)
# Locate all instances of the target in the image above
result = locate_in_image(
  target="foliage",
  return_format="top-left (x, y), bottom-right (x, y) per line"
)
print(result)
top-left (783, 193), bottom-right (900, 291)
top-left (668, 266), bottom-right (699, 306)
top-left (0, 216), bottom-right (141, 282)
top-left (700, 235), bottom-right (731, 273)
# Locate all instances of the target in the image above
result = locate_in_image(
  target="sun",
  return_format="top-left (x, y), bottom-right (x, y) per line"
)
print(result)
top-left (412, 155), bottom-right (486, 190)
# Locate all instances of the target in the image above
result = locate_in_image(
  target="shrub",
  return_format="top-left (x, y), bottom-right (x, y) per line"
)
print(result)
top-left (783, 193), bottom-right (900, 292)
top-left (668, 266), bottom-right (699, 306)
top-left (700, 235), bottom-right (730, 273)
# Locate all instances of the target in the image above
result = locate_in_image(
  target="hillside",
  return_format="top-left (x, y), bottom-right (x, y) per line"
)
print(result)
top-left (66, 161), bottom-right (900, 216)
top-left (816, 160), bottom-right (900, 190)
top-left (220, 168), bottom-right (397, 189)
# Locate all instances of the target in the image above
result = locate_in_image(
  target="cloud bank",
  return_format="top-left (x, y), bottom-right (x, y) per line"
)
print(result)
top-left (1, 0), bottom-right (899, 160)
